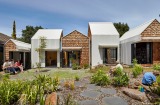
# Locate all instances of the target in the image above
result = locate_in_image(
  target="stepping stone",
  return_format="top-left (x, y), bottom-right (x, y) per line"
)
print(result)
top-left (101, 88), bottom-right (116, 95)
top-left (80, 90), bottom-right (101, 98)
top-left (86, 84), bottom-right (101, 90)
top-left (78, 100), bottom-right (98, 105)
top-left (75, 81), bottom-right (85, 87)
top-left (102, 96), bottom-right (128, 105)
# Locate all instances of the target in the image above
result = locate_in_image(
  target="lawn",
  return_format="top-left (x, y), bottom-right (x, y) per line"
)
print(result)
top-left (9, 68), bottom-right (92, 80)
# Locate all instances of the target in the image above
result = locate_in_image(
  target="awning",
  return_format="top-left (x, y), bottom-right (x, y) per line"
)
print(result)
top-left (62, 47), bottom-right (82, 51)
top-left (99, 44), bottom-right (118, 48)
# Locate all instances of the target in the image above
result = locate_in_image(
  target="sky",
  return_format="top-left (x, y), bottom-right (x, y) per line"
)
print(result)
top-left (0, 0), bottom-right (160, 37)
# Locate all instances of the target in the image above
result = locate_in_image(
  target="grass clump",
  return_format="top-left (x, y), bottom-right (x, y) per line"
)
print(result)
top-left (132, 64), bottom-right (143, 78)
top-left (90, 70), bottom-right (110, 86)
top-left (113, 67), bottom-right (123, 76)
top-left (113, 73), bottom-right (129, 87)
top-left (74, 75), bottom-right (80, 81)
top-left (89, 64), bottom-right (109, 73)
top-left (153, 64), bottom-right (160, 71)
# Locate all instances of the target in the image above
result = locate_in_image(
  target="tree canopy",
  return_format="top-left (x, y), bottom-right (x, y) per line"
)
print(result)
top-left (114, 22), bottom-right (129, 37)
top-left (18, 26), bottom-right (43, 43)
top-left (12, 20), bottom-right (16, 39)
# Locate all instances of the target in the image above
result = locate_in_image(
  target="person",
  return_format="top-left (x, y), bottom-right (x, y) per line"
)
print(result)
top-left (142, 72), bottom-right (156, 86)
top-left (15, 60), bottom-right (23, 72)
top-left (2, 59), bottom-right (17, 74)
top-left (10, 59), bottom-right (20, 72)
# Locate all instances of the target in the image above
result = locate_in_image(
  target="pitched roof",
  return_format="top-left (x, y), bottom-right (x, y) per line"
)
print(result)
top-left (62, 30), bottom-right (88, 39)
top-left (89, 22), bottom-right (119, 36)
top-left (0, 33), bottom-right (12, 44)
top-left (32, 29), bottom-right (63, 39)
top-left (120, 19), bottom-right (158, 41)
top-left (5, 39), bottom-right (31, 51)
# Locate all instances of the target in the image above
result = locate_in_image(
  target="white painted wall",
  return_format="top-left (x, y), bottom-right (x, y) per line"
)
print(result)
top-left (91, 35), bottom-right (119, 67)
top-left (31, 38), bottom-right (60, 68)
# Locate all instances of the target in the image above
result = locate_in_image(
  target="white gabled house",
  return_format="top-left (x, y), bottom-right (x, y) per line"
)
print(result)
top-left (88, 22), bottom-right (120, 67)
top-left (120, 19), bottom-right (160, 65)
top-left (31, 29), bottom-right (63, 68)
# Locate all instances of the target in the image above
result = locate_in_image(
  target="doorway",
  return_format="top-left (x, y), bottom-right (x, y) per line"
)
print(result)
top-left (103, 48), bottom-right (117, 64)
top-left (45, 51), bottom-right (57, 67)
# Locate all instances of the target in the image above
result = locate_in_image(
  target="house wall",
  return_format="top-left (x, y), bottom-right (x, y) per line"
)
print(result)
top-left (4, 40), bottom-right (16, 60)
top-left (31, 38), bottom-right (60, 68)
top-left (92, 35), bottom-right (119, 67)
top-left (62, 30), bottom-right (89, 66)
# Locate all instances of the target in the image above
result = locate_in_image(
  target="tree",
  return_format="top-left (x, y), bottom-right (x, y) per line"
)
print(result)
top-left (12, 20), bottom-right (16, 39)
top-left (18, 26), bottom-right (43, 43)
top-left (114, 22), bottom-right (129, 37)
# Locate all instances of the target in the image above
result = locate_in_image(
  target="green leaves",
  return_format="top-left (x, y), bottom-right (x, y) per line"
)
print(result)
top-left (90, 70), bottom-right (110, 86)
top-left (113, 73), bottom-right (129, 87)
top-left (132, 64), bottom-right (143, 78)
top-left (114, 22), bottom-right (129, 37)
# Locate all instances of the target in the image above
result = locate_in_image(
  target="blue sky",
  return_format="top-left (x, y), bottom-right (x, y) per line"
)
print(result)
top-left (0, 0), bottom-right (160, 37)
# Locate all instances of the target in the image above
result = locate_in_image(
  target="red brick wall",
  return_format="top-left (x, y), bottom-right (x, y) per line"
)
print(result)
top-left (62, 30), bottom-right (89, 66)
top-left (4, 40), bottom-right (16, 60)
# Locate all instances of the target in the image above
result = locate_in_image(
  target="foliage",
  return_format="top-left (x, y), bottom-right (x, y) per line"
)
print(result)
top-left (70, 81), bottom-right (75, 90)
top-left (132, 58), bottom-right (138, 67)
top-left (113, 73), bottom-right (129, 87)
top-left (18, 26), bottom-right (43, 43)
top-left (90, 70), bottom-right (110, 86)
top-left (149, 86), bottom-right (160, 96)
top-left (60, 94), bottom-right (78, 105)
top-left (156, 76), bottom-right (160, 85)
top-left (35, 36), bottom-right (46, 70)
top-left (0, 75), bottom-right (59, 105)
top-left (114, 22), bottom-right (129, 37)
top-left (132, 64), bottom-right (143, 78)
top-left (74, 75), bottom-right (80, 81)
top-left (12, 20), bottom-right (16, 39)
top-left (83, 64), bottom-right (89, 69)
top-left (153, 64), bottom-right (160, 71)
top-left (113, 67), bottom-right (123, 76)
top-left (64, 80), bottom-right (75, 90)
top-left (0, 73), bottom-right (10, 80)
top-left (72, 63), bottom-right (81, 70)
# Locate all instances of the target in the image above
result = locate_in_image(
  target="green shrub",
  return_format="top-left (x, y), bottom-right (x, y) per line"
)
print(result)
top-left (72, 63), bottom-right (81, 70)
top-left (84, 64), bottom-right (89, 69)
top-left (90, 70), bottom-right (110, 86)
top-left (74, 75), bottom-right (80, 81)
top-left (132, 58), bottom-right (138, 66)
top-left (113, 67), bottom-right (123, 76)
top-left (113, 73), bottom-right (129, 87)
top-left (156, 76), bottom-right (160, 85)
top-left (0, 73), bottom-right (10, 80)
top-left (132, 64), bottom-right (143, 78)
top-left (153, 64), bottom-right (160, 71)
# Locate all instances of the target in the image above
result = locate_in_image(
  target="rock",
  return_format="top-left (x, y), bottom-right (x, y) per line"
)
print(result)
top-left (80, 90), bottom-right (101, 98)
top-left (101, 88), bottom-right (117, 95)
top-left (102, 96), bottom-right (128, 105)
top-left (86, 84), bottom-right (101, 90)
top-left (146, 92), bottom-right (160, 103)
top-left (134, 81), bottom-right (140, 86)
top-left (45, 92), bottom-right (57, 105)
top-left (79, 100), bottom-right (98, 105)
top-left (57, 86), bottom-right (63, 91)
top-left (122, 88), bottom-right (147, 101)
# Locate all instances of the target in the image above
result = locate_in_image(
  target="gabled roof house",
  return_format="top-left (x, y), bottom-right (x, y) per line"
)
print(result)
top-left (120, 19), bottom-right (160, 65)
top-left (88, 22), bottom-right (119, 67)
top-left (31, 29), bottom-right (63, 68)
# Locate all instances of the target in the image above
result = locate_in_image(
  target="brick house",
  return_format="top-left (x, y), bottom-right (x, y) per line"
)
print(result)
top-left (4, 39), bottom-right (31, 69)
top-left (120, 19), bottom-right (160, 65)
top-left (62, 30), bottom-right (89, 67)
top-left (0, 33), bottom-right (12, 70)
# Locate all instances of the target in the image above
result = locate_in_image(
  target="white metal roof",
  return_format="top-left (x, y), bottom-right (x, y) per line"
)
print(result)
top-left (89, 22), bottom-right (119, 36)
top-left (32, 29), bottom-right (63, 39)
top-left (6, 39), bottom-right (31, 51)
top-left (120, 19), bottom-right (156, 41)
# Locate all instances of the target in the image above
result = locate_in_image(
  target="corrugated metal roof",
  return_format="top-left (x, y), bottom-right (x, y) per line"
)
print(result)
top-left (5, 39), bottom-right (31, 51)
top-left (89, 22), bottom-right (119, 36)
top-left (32, 29), bottom-right (62, 39)
top-left (0, 33), bottom-right (12, 44)
top-left (120, 19), bottom-right (156, 41)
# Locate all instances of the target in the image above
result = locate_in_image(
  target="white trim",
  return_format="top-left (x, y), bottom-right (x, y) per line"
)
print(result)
top-left (142, 37), bottom-right (160, 40)
top-left (99, 44), bottom-right (118, 48)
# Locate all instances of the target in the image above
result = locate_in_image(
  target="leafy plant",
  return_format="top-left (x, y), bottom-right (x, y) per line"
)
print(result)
top-left (70, 81), bottom-right (75, 90)
top-left (83, 64), bottom-right (89, 69)
top-left (89, 65), bottom-right (109, 73)
top-left (60, 94), bottom-right (78, 105)
top-left (132, 64), bottom-right (143, 78)
top-left (74, 75), bottom-right (80, 81)
top-left (132, 58), bottom-right (138, 67)
top-left (72, 63), bottom-right (81, 70)
top-left (113, 73), bottom-right (129, 87)
top-left (113, 67), bottom-right (123, 76)
top-left (153, 64), bottom-right (160, 71)
top-left (156, 76), bottom-right (160, 85)
top-left (90, 70), bottom-right (110, 86)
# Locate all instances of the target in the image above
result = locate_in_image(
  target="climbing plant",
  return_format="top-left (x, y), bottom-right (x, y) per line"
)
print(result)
top-left (35, 36), bottom-right (46, 71)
